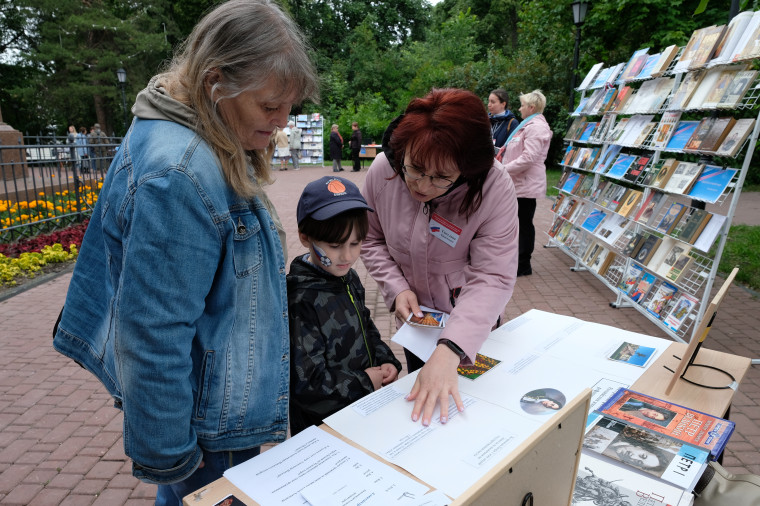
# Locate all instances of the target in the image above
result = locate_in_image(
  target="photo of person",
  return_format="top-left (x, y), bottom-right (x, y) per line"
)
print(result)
top-left (603, 430), bottom-right (674, 474)
top-left (520, 388), bottom-right (566, 414)
top-left (618, 399), bottom-right (676, 426)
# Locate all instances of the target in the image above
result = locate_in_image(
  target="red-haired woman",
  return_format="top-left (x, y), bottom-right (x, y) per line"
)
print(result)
top-left (361, 88), bottom-right (519, 426)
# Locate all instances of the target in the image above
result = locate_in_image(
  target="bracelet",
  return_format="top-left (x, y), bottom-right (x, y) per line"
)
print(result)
top-left (437, 338), bottom-right (467, 362)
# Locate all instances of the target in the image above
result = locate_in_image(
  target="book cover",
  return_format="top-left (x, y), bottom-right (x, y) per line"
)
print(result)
top-left (633, 234), bottom-right (661, 267)
top-left (674, 26), bottom-right (712, 72)
top-left (550, 194), bottom-right (565, 213)
top-left (698, 116), bottom-right (736, 153)
top-left (578, 122), bottom-right (598, 142)
top-left (561, 172), bottom-right (581, 193)
top-left (597, 182), bottom-right (621, 208)
top-left (645, 281), bottom-right (678, 318)
top-left (616, 189), bottom-right (643, 218)
top-left (635, 53), bottom-right (661, 80)
top-left (683, 117), bottom-right (715, 152)
top-left (685, 66), bottom-right (726, 109)
top-left (456, 353), bottom-right (501, 380)
top-left (662, 162), bottom-right (703, 195)
top-left (717, 70), bottom-right (758, 108)
top-left (577, 173), bottom-right (596, 197)
top-left (687, 166), bottom-right (738, 204)
top-left (628, 271), bottom-right (657, 303)
top-left (730, 10), bottom-right (760, 62)
top-left (650, 158), bottom-right (680, 189)
top-left (572, 452), bottom-right (691, 506)
top-left (570, 147), bottom-right (589, 168)
top-left (581, 209), bottom-right (607, 233)
top-left (651, 45), bottom-right (680, 77)
top-left (633, 191), bottom-right (664, 223)
top-left (651, 111), bottom-right (682, 150)
top-left (589, 180), bottom-right (608, 202)
top-left (560, 198), bottom-right (580, 220)
top-left (590, 66), bottom-right (613, 89)
top-left (699, 68), bottom-right (741, 108)
top-left (665, 121), bottom-right (699, 151)
top-left (561, 145), bottom-right (578, 166)
top-left (596, 88), bottom-right (619, 115)
top-left (663, 292), bottom-right (700, 332)
top-left (665, 252), bottom-right (694, 283)
top-left (693, 213), bottom-right (727, 252)
top-left (593, 144), bottom-right (623, 174)
top-left (666, 70), bottom-right (705, 111)
top-left (598, 388), bottom-right (735, 460)
top-left (689, 25), bottom-right (726, 69)
top-left (595, 213), bottom-right (628, 246)
top-left (618, 48), bottom-right (650, 82)
top-left (630, 122), bottom-right (657, 148)
top-left (655, 202), bottom-right (687, 235)
top-left (618, 262), bottom-right (644, 293)
top-left (606, 185), bottom-right (630, 212)
top-left (710, 11), bottom-right (753, 66)
top-left (677, 208), bottom-right (713, 244)
top-left (578, 62), bottom-right (605, 91)
top-left (714, 118), bottom-right (755, 157)
top-left (584, 414), bottom-right (708, 491)
top-left (654, 241), bottom-right (691, 278)
top-left (610, 86), bottom-right (633, 113)
top-left (606, 342), bottom-right (657, 367)
top-left (622, 157), bottom-right (650, 184)
top-left (605, 154), bottom-right (637, 179)
top-left (547, 216), bottom-right (565, 238)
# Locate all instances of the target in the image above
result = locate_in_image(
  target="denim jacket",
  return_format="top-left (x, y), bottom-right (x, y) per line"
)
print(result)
top-left (53, 117), bottom-right (290, 484)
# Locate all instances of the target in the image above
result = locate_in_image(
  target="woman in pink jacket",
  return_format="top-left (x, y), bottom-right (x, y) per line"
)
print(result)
top-left (361, 89), bottom-right (519, 426)
top-left (497, 89), bottom-right (553, 276)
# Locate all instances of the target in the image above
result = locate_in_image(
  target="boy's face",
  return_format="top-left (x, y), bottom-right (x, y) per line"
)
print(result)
top-left (299, 227), bottom-right (362, 277)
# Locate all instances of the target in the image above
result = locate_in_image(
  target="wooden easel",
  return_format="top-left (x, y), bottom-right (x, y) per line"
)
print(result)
top-left (664, 266), bottom-right (739, 395)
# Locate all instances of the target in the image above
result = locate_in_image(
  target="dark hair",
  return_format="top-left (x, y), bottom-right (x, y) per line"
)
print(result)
top-left (611, 431), bottom-right (671, 472)
top-left (299, 209), bottom-right (369, 244)
top-left (388, 88), bottom-right (493, 218)
top-left (490, 88), bottom-right (509, 107)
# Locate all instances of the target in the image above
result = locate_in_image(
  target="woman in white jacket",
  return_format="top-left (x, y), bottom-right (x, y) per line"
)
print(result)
top-left (497, 90), bottom-right (553, 276)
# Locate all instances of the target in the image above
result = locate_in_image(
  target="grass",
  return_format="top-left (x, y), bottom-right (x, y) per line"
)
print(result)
top-left (544, 167), bottom-right (759, 292)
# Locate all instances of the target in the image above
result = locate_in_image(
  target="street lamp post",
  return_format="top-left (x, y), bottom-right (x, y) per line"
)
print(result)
top-left (568, 1), bottom-right (589, 113)
top-left (116, 68), bottom-right (128, 133)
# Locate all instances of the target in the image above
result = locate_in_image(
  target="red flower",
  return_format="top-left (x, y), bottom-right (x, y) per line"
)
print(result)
top-left (0, 220), bottom-right (89, 257)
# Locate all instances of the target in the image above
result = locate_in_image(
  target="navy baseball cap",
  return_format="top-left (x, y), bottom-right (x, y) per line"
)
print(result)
top-left (297, 176), bottom-right (374, 225)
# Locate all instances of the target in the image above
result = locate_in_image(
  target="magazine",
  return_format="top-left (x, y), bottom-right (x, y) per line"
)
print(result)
top-left (598, 388), bottom-right (735, 460)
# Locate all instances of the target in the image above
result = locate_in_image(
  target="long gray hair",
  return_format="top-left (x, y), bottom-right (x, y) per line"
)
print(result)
top-left (163, 0), bottom-right (319, 197)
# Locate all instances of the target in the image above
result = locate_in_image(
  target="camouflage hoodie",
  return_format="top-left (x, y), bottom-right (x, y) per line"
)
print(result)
top-left (287, 254), bottom-right (402, 435)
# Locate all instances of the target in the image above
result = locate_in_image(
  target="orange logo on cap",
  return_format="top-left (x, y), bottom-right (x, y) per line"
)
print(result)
top-left (327, 179), bottom-right (346, 194)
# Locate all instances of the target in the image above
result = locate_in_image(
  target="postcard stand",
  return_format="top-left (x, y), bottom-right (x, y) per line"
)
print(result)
top-left (183, 390), bottom-right (592, 506)
top-left (664, 267), bottom-right (739, 394)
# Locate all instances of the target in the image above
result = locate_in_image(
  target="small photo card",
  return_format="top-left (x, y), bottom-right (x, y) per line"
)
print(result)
top-left (406, 310), bottom-right (446, 328)
top-left (457, 353), bottom-right (501, 380)
top-left (214, 495), bottom-right (247, 506)
top-left (607, 341), bottom-right (657, 368)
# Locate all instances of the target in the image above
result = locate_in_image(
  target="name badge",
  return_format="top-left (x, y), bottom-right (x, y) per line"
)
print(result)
top-left (429, 213), bottom-right (462, 248)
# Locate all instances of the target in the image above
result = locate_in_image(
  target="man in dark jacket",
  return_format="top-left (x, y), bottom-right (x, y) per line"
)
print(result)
top-left (350, 121), bottom-right (363, 171)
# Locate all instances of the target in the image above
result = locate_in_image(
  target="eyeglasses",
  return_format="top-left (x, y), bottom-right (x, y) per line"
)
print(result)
top-left (402, 165), bottom-right (457, 189)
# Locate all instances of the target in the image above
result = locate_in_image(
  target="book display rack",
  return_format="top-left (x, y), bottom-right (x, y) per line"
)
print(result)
top-left (550, 12), bottom-right (760, 344)
top-left (274, 113), bottom-right (324, 166)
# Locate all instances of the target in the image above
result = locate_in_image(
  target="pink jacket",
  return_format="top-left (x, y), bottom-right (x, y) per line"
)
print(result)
top-left (360, 153), bottom-right (519, 363)
top-left (502, 114), bottom-right (552, 198)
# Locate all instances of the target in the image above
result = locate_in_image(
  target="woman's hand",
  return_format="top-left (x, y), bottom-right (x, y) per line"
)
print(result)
top-left (406, 344), bottom-right (464, 426)
top-left (380, 363), bottom-right (399, 385)
top-left (394, 289), bottom-right (422, 322)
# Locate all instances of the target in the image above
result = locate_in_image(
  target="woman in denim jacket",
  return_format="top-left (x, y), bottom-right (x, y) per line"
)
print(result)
top-left (52, 1), bottom-right (318, 504)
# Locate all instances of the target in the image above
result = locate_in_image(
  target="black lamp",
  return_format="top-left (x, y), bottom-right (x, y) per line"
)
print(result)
top-left (116, 68), bottom-right (128, 133)
top-left (569, 1), bottom-right (589, 113)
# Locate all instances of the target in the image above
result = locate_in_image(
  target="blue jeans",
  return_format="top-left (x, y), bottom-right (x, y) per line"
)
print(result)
top-left (155, 447), bottom-right (261, 506)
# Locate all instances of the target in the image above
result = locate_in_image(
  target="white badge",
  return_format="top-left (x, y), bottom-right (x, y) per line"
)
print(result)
top-left (429, 212), bottom-right (461, 248)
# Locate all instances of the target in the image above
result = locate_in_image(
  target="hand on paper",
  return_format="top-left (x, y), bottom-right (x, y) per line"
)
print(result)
top-left (380, 363), bottom-right (399, 386)
top-left (365, 367), bottom-right (384, 390)
top-left (407, 344), bottom-right (464, 426)
top-left (394, 289), bottom-right (423, 322)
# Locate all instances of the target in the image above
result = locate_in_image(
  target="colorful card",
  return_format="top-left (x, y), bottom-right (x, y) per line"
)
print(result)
top-left (407, 310), bottom-right (446, 328)
top-left (607, 341), bottom-right (657, 367)
top-left (457, 353), bottom-right (502, 380)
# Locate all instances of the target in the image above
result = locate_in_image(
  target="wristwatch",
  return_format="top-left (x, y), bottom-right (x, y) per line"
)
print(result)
top-left (437, 338), bottom-right (467, 362)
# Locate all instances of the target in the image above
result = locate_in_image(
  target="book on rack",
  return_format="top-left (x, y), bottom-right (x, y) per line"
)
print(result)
top-left (676, 208), bottom-right (713, 244)
top-left (606, 185), bottom-right (630, 212)
top-left (588, 180), bottom-right (608, 202)
top-left (717, 70), bottom-right (758, 108)
top-left (606, 118), bottom-right (630, 145)
top-left (674, 26), bottom-right (714, 72)
top-left (687, 165), bottom-right (738, 204)
top-left (618, 48), bottom-right (651, 82)
top-left (630, 122), bottom-right (657, 148)
top-left (589, 114), bottom-right (615, 143)
top-left (573, 97), bottom-right (590, 116)
top-left (662, 162), bottom-right (703, 195)
top-left (590, 66), bottom-right (614, 89)
top-left (577, 174), bottom-right (596, 197)
top-left (618, 262), bottom-right (644, 293)
top-left (651, 45), bottom-right (680, 77)
top-left (651, 111), bottom-right (682, 149)
top-left (595, 213), bottom-right (629, 246)
top-left (609, 85), bottom-right (634, 113)
top-left (731, 10), bottom-right (760, 62)
top-left (632, 233), bottom-right (662, 267)
top-left (556, 220), bottom-right (575, 242)
top-left (647, 236), bottom-right (676, 272)
top-left (578, 62), bottom-right (605, 91)
top-left (627, 270), bottom-right (657, 303)
top-left (710, 11), bottom-right (754, 67)
top-left (616, 189), bottom-right (643, 218)
top-left (551, 194), bottom-right (565, 213)
top-left (714, 118), bottom-right (755, 157)
top-left (572, 452), bottom-right (694, 506)
top-left (635, 53), bottom-right (661, 81)
top-left (638, 161), bottom-right (662, 187)
top-left (665, 121), bottom-right (700, 151)
top-left (562, 226), bottom-right (585, 251)
top-left (697, 116), bottom-right (736, 152)
top-left (634, 191), bottom-right (665, 223)
top-left (699, 67), bottom-right (746, 109)
top-left (663, 292), bottom-right (700, 332)
top-left (578, 122), bottom-right (598, 142)
top-left (560, 171), bottom-right (581, 193)
top-left (683, 117), bottom-right (716, 152)
top-left (684, 67), bottom-right (727, 109)
top-left (598, 388), bottom-right (735, 461)
top-left (605, 154), bottom-right (637, 179)
top-left (644, 280), bottom-right (678, 318)
top-left (617, 114), bottom-right (656, 145)
top-left (561, 145), bottom-right (577, 166)
top-left (664, 251), bottom-right (694, 283)
top-left (565, 117), bottom-right (587, 140)
top-left (548, 216), bottom-right (565, 238)
top-left (581, 209), bottom-right (608, 233)
top-left (622, 232), bottom-right (647, 258)
top-left (689, 24), bottom-right (727, 70)
top-left (651, 238), bottom-right (685, 275)
top-left (584, 413), bottom-right (709, 493)
top-left (655, 202), bottom-right (687, 235)
top-left (596, 89), bottom-right (619, 115)
top-left (568, 201), bottom-right (589, 224)
top-left (643, 77), bottom-right (677, 112)
top-left (560, 198), bottom-right (581, 221)
top-left (666, 70), bottom-right (705, 111)
top-left (594, 144), bottom-right (624, 174)
top-left (693, 213), bottom-right (727, 253)
top-left (649, 158), bottom-right (680, 189)
top-left (622, 156), bottom-right (650, 184)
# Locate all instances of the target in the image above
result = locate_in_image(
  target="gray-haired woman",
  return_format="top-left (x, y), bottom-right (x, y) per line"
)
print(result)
top-left (52, 1), bottom-right (319, 504)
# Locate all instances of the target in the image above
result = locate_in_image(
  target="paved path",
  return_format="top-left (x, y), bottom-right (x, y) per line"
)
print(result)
top-left (1, 164), bottom-right (758, 505)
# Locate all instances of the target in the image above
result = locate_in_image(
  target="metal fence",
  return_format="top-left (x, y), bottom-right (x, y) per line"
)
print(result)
top-left (0, 135), bottom-right (122, 244)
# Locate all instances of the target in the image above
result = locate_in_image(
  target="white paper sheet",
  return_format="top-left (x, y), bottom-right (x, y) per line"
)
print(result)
top-left (223, 426), bottom-right (429, 506)
top-left (390, 306), bottom-right (449, 362)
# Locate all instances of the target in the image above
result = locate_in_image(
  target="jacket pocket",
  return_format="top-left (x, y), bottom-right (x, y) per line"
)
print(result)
top-left (230, 210), bottom-right (263, 277)
top-left (195, 351), bottom-right (215, 420)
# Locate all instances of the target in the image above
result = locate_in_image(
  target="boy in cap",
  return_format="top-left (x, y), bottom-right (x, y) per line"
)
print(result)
top-left (288, 176), bottom-right (401, 435)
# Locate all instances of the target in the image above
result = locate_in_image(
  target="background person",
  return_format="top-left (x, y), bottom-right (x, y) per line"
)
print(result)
top-left (274, 126), bottom-right (290, 170)
top-left (288, 176), bottom-right (401, 436)
top-left (350, 121), bottom-right (362, 172)
top-left (287, 119), bottom-right (302, 170)
top-left (361, 88), bottom-right (519, 426)
top-left (497, 89), bottom-right (552, 277)
top-left (487, 88), bottom-right (518, 151)
top-left (76, 126), bottom-right (90, 172)
top-left (329, 123), bottom-right (344, 172)
top-left (52, 1), bottom-right (319, 504)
